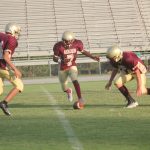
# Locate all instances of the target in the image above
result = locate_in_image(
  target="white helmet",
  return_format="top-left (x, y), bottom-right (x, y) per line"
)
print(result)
top-left (62, 31), bottom-right (75, 48)
top-left (5, 23), bottom-right (21, 39)
top-left (106, 45), bottom-right (123, 62)
top-left (62, 31), bottom-right (75, 41)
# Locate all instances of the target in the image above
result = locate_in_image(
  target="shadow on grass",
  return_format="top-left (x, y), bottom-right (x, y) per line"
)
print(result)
top-left (9, 103), bottom-right (129, 110)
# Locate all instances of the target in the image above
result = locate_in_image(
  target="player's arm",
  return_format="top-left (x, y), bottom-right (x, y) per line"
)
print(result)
top-left (53, 43), bottom-right (62, 63)
top-left (105, 68), bottom-right (118, 90)
top-left (132, 58), bottom-right (147, 96)
top-left (134, 69), bottom-right (142, 96)
top-left (3, 50), bottom-right (22, 78)
top-left (108, 68), bottom-right (118, 83)
top-left (81, 50), bottom-right (100, 62)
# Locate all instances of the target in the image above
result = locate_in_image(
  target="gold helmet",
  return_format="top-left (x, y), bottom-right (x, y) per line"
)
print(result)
top-left (5, 23), bottom-right (21, 39)
top-left (62, 31), bottom-right (75, 48)
top-left (106, 45), bottom-right (123, 62)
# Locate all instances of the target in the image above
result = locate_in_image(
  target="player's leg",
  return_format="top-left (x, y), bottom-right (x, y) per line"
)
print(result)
top-left (139, 74), bottom-right (150, 95)
top-left (0, 77), bottom-right (4, 96)
top-left (58, 69), bottom-right (73, 101)
top-left (69, 67), bottom-right (81, 97)
top-left (5, 77), bottom-right (24, 101)
top-left (69, 66), bottom-right (82, 100)
top-left (0, 69), bottom-right (11, 115)
top-left (69, 66), bottom-right (84, 109)
top-left (0, 69), bottom-right (24, 116)
top-left (114, 72), bottom-right (138, 108)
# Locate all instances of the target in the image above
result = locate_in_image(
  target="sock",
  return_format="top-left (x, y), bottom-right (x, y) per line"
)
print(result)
top-left (73, 80), bottom-right (81, 99)
top-left (118, 86), bottom-right (135, 103)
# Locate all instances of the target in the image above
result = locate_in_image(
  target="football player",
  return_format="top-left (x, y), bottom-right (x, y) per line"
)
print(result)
top-left (0, 23), bottom-right (24, 116)
top-left (105, 45), bottom-right (150, 108)
top-left (53, 31), bottom-right (100, 109)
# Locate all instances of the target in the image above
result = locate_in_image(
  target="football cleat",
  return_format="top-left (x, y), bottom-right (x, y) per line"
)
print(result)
top-left (73, 101), bottom-right (84, 110)
top-left (0, 101), bottom-right (11, 116)
top-left (126, 101), bottom-right (138, 109)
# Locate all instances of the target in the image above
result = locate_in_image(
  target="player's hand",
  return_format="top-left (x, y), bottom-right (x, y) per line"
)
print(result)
top-left (105, 82), bottom-right (112, 90)
top-left (92, 56), bottom-right (100, 62)
top-left (14, 69), bottom-right (22, 78)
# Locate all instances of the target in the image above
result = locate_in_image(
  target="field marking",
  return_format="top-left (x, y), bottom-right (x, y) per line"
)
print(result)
top-left (42, 87), bottom-right (84, 150)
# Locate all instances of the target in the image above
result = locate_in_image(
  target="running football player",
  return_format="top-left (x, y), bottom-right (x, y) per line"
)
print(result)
top-left (0, 23), bottom-right (24, 116)
top-left (53, 31), bottom-right (100, 109)
top-left (105, 45), bottom-right (150, 108)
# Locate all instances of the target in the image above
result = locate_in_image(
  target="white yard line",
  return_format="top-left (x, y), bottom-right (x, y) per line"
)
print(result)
top-left (42, 87), bottom-right (84, 150)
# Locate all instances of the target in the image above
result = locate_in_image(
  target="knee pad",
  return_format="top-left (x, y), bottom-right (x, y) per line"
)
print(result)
top-left (72, 80), bottom-right (79, 84)
top-left (12, 78), bottom-right (24, 92)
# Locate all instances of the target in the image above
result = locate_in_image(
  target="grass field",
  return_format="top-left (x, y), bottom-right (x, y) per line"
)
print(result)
top-left (0, 78), bottom-right (150, 150)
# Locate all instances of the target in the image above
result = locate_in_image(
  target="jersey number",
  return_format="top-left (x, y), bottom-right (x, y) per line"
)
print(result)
top-left (66, 54), bottom-right (74, 66)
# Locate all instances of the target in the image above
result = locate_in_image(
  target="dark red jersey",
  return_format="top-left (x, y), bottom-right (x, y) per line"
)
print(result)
top-left (110, 51), bottom-right (147, 74)
top-left (0, 32), bottom-right (18, 69)
top-left (53, 39), bottom-right (84, 70)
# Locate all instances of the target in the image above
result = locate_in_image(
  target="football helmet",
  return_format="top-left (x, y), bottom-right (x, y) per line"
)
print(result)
top-left (62, 31), bottom-right (75, 48)
top-left (5, 23), bottom-right (21, 39)
top-left (106, 45), bottom-right (123, 62)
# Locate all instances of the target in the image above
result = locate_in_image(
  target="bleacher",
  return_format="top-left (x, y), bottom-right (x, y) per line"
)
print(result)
top-left (0, 0), bottom-right (150, 66)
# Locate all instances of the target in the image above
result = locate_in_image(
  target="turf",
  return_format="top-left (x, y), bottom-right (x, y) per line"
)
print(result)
top-left (0, 79), bottom-right (150, 150)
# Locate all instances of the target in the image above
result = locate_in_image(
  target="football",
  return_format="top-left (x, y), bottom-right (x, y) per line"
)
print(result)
top-left (73, 101), bottom-right (84, 110)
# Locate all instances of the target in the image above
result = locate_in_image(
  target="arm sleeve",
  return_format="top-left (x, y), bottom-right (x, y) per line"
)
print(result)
top-left (133, 61), bottom-right (147, 74)
top-left (131, 54), bottom-right (147, 74)
top-left (77, 40), bottom-right (84, 52)
top-left (5, 38), bottom-right (17, 55)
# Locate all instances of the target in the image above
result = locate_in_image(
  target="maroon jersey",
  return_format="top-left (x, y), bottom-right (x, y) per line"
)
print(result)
top-left (0, 32), bottom-right (18, 69)
top-left (110, 51), bottom-right (147, 74)
top-left (53, 39), bottom-right (84, 70)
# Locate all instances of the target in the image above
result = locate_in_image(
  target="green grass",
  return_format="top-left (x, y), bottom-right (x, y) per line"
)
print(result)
top-left (0, 79), bottom-right (150, 150)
